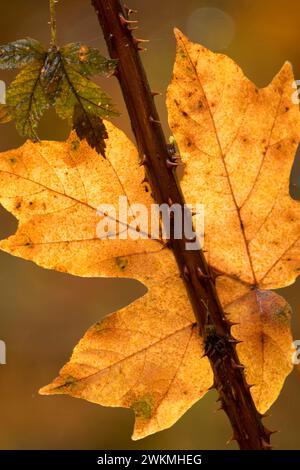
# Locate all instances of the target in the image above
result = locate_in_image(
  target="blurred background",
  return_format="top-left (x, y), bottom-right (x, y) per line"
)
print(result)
top-left (0, 0), bottom-right (300, 450)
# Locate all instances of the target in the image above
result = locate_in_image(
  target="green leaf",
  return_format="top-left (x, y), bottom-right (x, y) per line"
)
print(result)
top-left (73, 104), bottom-right (108, 156)
top-left (0, 38), bottom-right (46, 70)
top-left (0, 39), bottom-right (118, 150)
top-left (55, 62), bottom-right (117, 121)
top-left (54, 61), bottom-right (117, 156)
top-left (6, 61), bottom-right (49, 139)
top-left (0, 104), bottom-right (12, 124)
top-left (61, 43), bottom-right (117, 77)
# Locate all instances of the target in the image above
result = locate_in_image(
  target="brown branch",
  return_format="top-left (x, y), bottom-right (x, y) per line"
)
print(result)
top-left (92, 0), bottom-right (272, 450)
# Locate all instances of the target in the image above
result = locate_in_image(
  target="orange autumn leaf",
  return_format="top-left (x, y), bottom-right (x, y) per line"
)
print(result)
top-left (166, 29), bottom-right (300, 415)
top-left (167, 30), bottom-right (300, 290)
top-left (0, 29), bottom-right (299, 439)
top-left (216, 276), bottom-right (293, 414)
top-left (0, 121), bottom-right (167, 283)
top-left (0, 121), bottom-right (213, 439)
top-left (226, 288), bottom-right (293, 414)
top-left (40, 276), bottom-right (213, 440)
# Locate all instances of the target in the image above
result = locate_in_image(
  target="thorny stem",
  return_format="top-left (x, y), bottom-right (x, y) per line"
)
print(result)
top-left (92, 0), bottom-right (273, 450)
top-left (49, 0), bottom-right (57, 46)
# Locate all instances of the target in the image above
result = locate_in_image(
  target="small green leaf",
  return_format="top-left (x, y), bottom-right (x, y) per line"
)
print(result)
top-left (0, 38), bottom-right (46, 70)
top-left (0, 104), bottom-right (12, 124)
top-left (0, 38), bottom-right (118, 150)
top-left (55, 62), bottom-right (118, 122)
top-left (61, 43), bottom-right (117, 77)
top-left (73, 104), bottom-right (108, 156)
top-left (6, 61), bottom-right (49, 139)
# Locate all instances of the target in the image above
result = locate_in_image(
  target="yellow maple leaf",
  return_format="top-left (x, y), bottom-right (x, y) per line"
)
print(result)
top-left (0, 30), bottom-right (299, 439)
top-left (40, 276), bottom-right (213, 440)
top-left (0, 120), bottom-right (213, 439)
top-left (165, 28), bottom-right (300, 419)
top-left (217, 276), bottom-right (293, 415)
top-left (0, 121), bottom-right (169, 284)
top-left (167, 29), bottom-right (300, 290)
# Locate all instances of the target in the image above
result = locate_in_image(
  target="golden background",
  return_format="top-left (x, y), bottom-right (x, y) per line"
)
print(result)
top-left (0, 0), bottom-right (299, 450)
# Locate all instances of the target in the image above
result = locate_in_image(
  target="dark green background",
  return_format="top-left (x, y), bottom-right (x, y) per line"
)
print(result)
top-left (0, 0), bottom-right (299, 450)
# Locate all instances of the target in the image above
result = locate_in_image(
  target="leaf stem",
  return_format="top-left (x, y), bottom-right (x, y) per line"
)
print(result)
top-left (49, 0), bottom-right (57, 46)
top-left (92, 0), bottom-right (272, 450)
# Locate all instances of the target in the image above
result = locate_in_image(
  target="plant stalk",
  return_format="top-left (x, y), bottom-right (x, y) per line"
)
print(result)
top-left (92, 0), bottom-right (272, 450)
top-left (49, 0), bottom-right (57, 46)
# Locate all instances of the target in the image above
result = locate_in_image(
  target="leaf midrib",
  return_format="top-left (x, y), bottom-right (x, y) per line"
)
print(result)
top-left (178, 36), bottom-right (258, 285)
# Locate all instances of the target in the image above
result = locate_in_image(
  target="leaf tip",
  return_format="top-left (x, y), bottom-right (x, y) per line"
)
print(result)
top-left (38, 384), bottom-right (54, 396)
top-left (39, 375), bottom-right (73, 396)
top-left (173, 28), bottom-right (185, 42)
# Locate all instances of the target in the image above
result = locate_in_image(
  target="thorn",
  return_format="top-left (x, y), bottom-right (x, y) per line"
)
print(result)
top-left (171, 154), bottom-right (182, 165)
top-left (264, 427), bottom-right (278, 438)
top-left (228, 338), bottom-right (243, 345)
top-left (226, 435), bottom-right (238, 445)
top-left (137, 46), bottom-right (147, 52)
top-left (216, 405), bottom-right (224, 412)
top-left (119, 13), bottom-right (138, 27)
top-left (261, 439), bottom-right (272, 450)
top-left (226, 320), bottom-right (239, 328)
top-left (246, 383), bottom-right (255, 390)
top-left (183, 265), bottom-right (190, 281)
top-left (231, 358), bottom-right (245, 370)
top-left (214, 358), bottom-right (223, 369)
top-left (133, 37), bottom-right (150, 44)
top-left (260, 412), bottom-right (270, 419)
top-left (139, 154), bottom-right (148, 166)
top-left (110, 68), bottom-right (118, 77)
top-left (124, 5), bottom-right (138, 15)
top-left (166, 158), bottom-right (180, 169)
top-left (196, 266), bottom-right (210, 280)
top-left (149, 115), bottom-right (161, 124)
top-left (151, 91), bottom-right (162, 97)
top-left (141, 177), bottom-right (148, 184)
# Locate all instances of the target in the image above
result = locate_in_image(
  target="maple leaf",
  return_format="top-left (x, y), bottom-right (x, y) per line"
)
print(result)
top-left (0, 121), bottom-right (213, 438)
top-left (166, 29), bottom-right (300, 413)
top-left (167, 30), bottom-right (300, 291)
top-left (0, 30), bottom-right (299, 440)
top-left (40, 277), bottom-right (213, 440)
top-left (216, 276), bottom-right (293, 414)
top-left (0, 39), bottom-right (117, 155)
